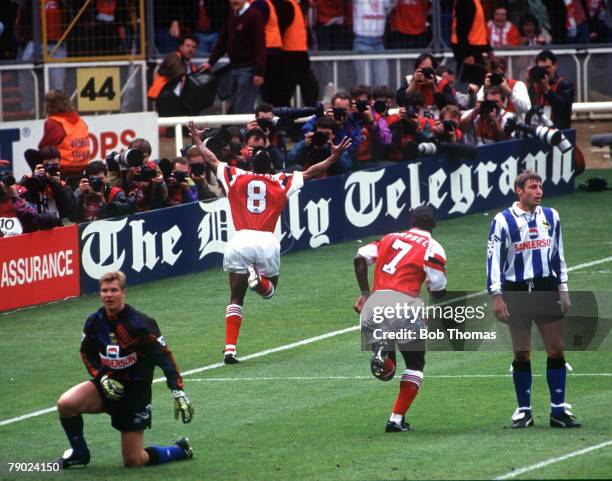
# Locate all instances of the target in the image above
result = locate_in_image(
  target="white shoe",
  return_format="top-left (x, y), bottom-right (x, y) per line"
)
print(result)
top-left (247, 265), bottom-right (260, 290)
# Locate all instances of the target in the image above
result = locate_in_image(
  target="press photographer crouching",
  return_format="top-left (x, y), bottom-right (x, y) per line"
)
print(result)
top-left (74, 161), bottom-right (135, 222)
top-left (111, 139), bottom-right (167, 212)
top-left (287, 117), bottom-right (346, 179)
top-left (432, 105), bottom-right (464, 144)
top-left (0, 162), bottom-right (60, 237)
top-left (387, 92), bottom-right (436, 161)
top-left (460, 86), bottom-right (516, 145)
top-left (21, 146), bottom-right (77, 224)
top-left (243, 104), bottom-right (287, 169)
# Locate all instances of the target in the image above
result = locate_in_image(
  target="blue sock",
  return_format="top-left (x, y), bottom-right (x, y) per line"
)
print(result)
top-left (547, 357), bottom-right (567, 415)
top-left (145, 445), bottom-right (187, 465)
top-left (512, 360), bottom-right (532, 412)
top-left (60, 415), bottom-right (89, 454)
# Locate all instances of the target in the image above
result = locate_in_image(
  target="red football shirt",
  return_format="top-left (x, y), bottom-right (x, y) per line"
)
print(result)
top-left (217, 162), bottom-right (304, 232)
top-left (357, 228), bottom-right (447, 297)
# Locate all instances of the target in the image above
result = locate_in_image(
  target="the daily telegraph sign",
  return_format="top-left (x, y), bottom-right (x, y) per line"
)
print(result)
top-left (78, 134), bottom-right (575, 292)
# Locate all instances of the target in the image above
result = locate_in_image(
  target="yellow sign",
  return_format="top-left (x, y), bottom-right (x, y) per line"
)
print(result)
top-left (76, 68), bottom-right (121, 112)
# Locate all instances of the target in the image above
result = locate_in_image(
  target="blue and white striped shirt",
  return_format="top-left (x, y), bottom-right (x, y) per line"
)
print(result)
top-left (487, 202), bottom-right (568, 293)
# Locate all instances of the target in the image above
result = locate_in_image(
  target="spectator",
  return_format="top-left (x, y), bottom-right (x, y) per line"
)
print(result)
top-left (148, 35), bottom-right (200, 117)
top-left (518, 13), bottom-right (552, 45)
top-left (288, 117), bottom-right (348, 178)
top-left (460, 86), bottom-right (516, 145)
top-left (314, 0), bottom-right (353, 50)
top-left (302, 91), bottom-right (361, 173)
top-left (350, 84), bottom-right (392, 170)
top-left (38, 90), bottom-right (91, 190)
top-left (189, 0), bottom-right (230, 56)
top-left (396, 53), bottom-right (443, 117)
top-left (432, 104), bottom-right (464, 144)
top-left (546, 0), bottom-right (569, 43)
top-left (153, 0), bottom-right (193, 54)
top-left (244, 105), bottom-right (286, 170)
top-left (182, 145), bottom-right (222, 199)
top-left (20, 147), bottom-right (77, 224)
top-left (204, 0), bottom-right (266, 114)
top-left (487, 6), bottom-right (522, 46)
top-left (527, 49), bottom-right (574, 129)
top-left (477, 56), bottom-right (531, 121)
top-left (73, 161), bottom-right (135, 222)
top-left (0, 171), bottom-right (59, 237)
top-left (566, 0), bottom-right (590, 44)
top-left (388, 91), bottom-right (436, 161)
top-left (165, 157), bottom-right (199, 206)
top-left (388, 0), bottom-right (431, 49)
top-left (280, 0), bottom-right (319, 106)
top-left (352, 0), bottom-right (395, 87)
top-left (451, 0), bottom-right (488, 72)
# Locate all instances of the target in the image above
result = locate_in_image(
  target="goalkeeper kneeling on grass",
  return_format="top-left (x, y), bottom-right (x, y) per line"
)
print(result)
top-left (55, 270), bottom-right (195, 468)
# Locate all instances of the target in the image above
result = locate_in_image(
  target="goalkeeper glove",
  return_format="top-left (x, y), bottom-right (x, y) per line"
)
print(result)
top-left (100, 375), bottom-right (124, 401)
top-left (172, 390), bottom-right (194, 424)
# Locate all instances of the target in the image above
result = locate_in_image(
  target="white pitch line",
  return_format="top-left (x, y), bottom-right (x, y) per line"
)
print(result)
top-left (494, 440), bottom-right (612, 480)
top-left (1, 256), bottom-right (612, 428)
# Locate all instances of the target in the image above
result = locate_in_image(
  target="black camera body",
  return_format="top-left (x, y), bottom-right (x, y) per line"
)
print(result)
top-left (373, 100), bottom-right (387, 115)
top-left (106, 148), bottom-right (145, 172)
top-left (171, 171), bottom-right (187, 184)
top-left (256, 118), bottom-right (275, 132)
top-left (310, 131), bottom-right (329, 149)
top-left (529, 65), bottom-right (548, 83)
top-left (332, 107), bottom-right (347, 122)
top-left (442, 119), bottom-right (456, 132)
top-left (190, 162), bottom-right (206, 177)
top-left (480, 100), bottom-right (500, 116)
top-left (421, 67), bottom-right (435, 79)
top-left (490, 72), bottom-right (504, 86)
top-left (0, 172), bottom-right (16, 187)
top-left (355, 99), bottom-right (370, 113)
top-left (88, 176), bottom-right (105, 193)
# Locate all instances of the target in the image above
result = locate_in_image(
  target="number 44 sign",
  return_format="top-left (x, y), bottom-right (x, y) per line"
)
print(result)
top-left (76, 67), bottom-right (120, 112)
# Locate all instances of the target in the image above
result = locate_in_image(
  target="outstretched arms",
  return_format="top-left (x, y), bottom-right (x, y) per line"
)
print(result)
top-left (188, 121), bottom-right (221, 171)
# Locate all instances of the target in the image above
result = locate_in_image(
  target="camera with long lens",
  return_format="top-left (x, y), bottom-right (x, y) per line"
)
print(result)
top-left (355, 99), bottom-right (370, 113)
top-left (528, 65), bottom-right (548, 83)
top-left (256, 118), bottom-right (275, 132)
top-left (137, 166), bottom-right (157, 181)
top-left (88, 176), bottom-right (105, 193)
top-left (106, 148), bottom-right (145, 172)
top-left (273, 103), bottom-right (325, 130)
top-left (310, 131), bottom-right (329, 149)
top-left (417, 140), bottom-right (478, 159)
top-left (504, 117), bottom-right (573, 153)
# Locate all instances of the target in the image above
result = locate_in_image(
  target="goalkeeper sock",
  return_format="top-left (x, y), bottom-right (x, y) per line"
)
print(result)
top-left (225, 304), bottom-right (243, 354)
top-left (144, 445), bottom-right (187, 465)
top-left (547, 357), bottom-right (567, 415)
top-left (60, 415), bottom-right (89, 455)
top-left (512, 359), bottom-right (532, 412)
top-left (391, 370), bottom-right (422, 417)
top-left (257, 276), bottom-right (275, 299)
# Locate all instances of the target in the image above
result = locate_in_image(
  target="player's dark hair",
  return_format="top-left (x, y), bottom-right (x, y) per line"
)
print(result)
top-left (251, 147), bottom-right (272, 174)
top-left (84, 160), bottom-right (108, 177)
top-left (410, 205), bottom-right (436, 231)
top-left (536, 49), bottom-right (557, 65)
top-left (514, 170), bottom-right (542, 191)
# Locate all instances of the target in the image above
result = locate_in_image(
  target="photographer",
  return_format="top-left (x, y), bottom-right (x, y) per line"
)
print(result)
top-left (527, 50), bottom-right (574, 130)
top-left (182, 145), bottom-right (221, 200)
top-left (74, 161), bottom-right (135, 222)
top-left (302, 92), bottom-right (360, 174)
top-left (396, 54), bottom-right (441, 117)
top-left (20, 146), bottom-right (77, 225)
top-left (244, 103), bottom-right (287, 166)
top-left (432, 105), bottom-right (464, 144)
top-left (350, 85), bottom-right (392, 170)
top-left (287, 117), bottom-right (345, 178)
top-left (387, 92), bottom-right (436, 161)
top-left (460, 86), bottom-right (516, 145)
top-left (1, 165), bottom-right (59, 237)
top-left (477, 56), bottom-right (531, 121)
top-left (165, 157), bottom-right (199, 207)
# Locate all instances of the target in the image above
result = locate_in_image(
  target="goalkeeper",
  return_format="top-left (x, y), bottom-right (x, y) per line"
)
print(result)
top-left (55, 271), bottom-right (195, 468)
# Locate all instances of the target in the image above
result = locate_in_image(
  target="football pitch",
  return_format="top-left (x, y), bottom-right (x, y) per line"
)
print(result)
top-left (1, 170), bottom-right (611, 480)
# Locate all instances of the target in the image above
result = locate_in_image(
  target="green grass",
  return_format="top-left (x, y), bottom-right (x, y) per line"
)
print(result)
top-left (1, 170), bottom-right (611, 480)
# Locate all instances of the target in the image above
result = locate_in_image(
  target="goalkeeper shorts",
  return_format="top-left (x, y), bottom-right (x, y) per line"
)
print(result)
top-left (91, 378), bottom-right (153, 432)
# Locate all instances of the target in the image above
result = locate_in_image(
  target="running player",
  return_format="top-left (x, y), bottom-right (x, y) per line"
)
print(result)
top-left (354, 206), bottom-right (447, 432)
top-left (487, 170), bottom-right (578, 428)
top-left (189, 121), bottom-right (351, 363)
top-left (56, 271), bottom-right (194, 468)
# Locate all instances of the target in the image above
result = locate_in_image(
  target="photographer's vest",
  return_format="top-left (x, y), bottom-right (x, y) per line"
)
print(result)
top-left (82, 186), bottom-right (122, 221)
top-left (533, 77), bottom-right (563, 122)
top-left (404, 74), bottom-right (437, 107)
top-left (147, 52), bottom-right (197, 100)
top-left (49, 114), bottom-right (91, 175)
top-left (282, 0), bottom-right (308, 52)
top-left (451, 0), bottom-right (487, 46)
top-left (505, 78), bottom-right (518, 113)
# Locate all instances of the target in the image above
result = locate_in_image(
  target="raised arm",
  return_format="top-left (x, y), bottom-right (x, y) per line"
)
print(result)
top-left (188, 120), bottom-right (221, 170)
top-left (302, 136), bottom-right (352, 181)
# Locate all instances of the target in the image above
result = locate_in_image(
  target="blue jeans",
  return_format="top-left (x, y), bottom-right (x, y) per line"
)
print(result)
top-left (231, 67), bottom-right (259, 114)
top-left (353, 35), bottom-right (388, 86)
top-left (195, 32), bottom-right (219, 57)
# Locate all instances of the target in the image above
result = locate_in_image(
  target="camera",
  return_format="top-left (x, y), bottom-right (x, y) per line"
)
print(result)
top-left (442, 119), bottom-right (457, 132)
top-left (504, 117), bottom-right (573, 153)
top-left (355, 99), bottom-right (370, 113)
top-left (106, 148), bottom-right (145, 172)
top-left (310, 131), bottom-right (328, 149)
top-left (373, 100), bottom-right (387, 115)
top-left (171, 171), bottom-right (187, 184)
top-left (421, 67), bottom-right (435, 79)
top-left (0, 172), bottom-right (16, 187)
top-left (479, 100), bottom-right (499, 116)
top-left (332, 107), bottom-right (347, 122)
top-left (191, 162), bottom-right (206, 176)
top-left (417, 141), bottom-right (478, 159)
top-left (88, 176), bottom-right (105, 192)
top-left (529, 65), bottom-right (548, 83)
top-left (273, 103), bottom-right (325, 130)
top-left (256, 118), bottom-right (275, 132)
top-left (44, 164), bottom-right (60, 177)
top-left (229, 142), bottom-right (243, 156)
top-left (490, 72), bottom-right (504, 86)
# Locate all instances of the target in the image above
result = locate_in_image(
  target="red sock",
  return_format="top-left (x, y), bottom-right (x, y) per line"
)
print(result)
top-left (225, 304), bottom-right (243, 353)
top-left (392, 370), bottom-right (423, 415)
top-left (256, 276), bottom-right (275, 299)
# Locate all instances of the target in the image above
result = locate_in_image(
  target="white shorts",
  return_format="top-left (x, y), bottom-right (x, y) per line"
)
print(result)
top-left (223, 229), bottom-right (281, 277)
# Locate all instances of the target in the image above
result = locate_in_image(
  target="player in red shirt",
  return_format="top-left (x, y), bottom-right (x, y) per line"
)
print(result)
top-left (189, 121), bottom-right (351, 363)
top-left (353, 206), bottom-right (447, 432)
